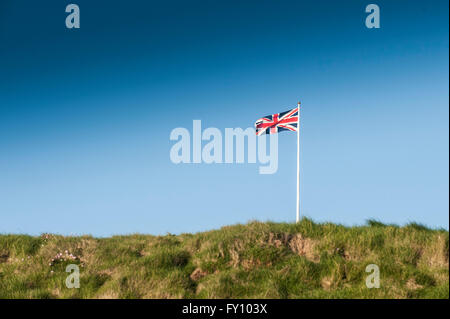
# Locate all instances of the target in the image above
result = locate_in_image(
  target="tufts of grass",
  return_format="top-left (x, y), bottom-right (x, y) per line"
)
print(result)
top-left (0, 220), bottom-right (448, 299)
top-left (366, 219), bottom-right (387, 228)
top-left (406, 222), bottom-right (431, 232)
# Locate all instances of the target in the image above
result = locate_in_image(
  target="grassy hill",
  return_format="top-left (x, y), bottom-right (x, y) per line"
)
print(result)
top-left (0, 219), bottom-right (448, 299)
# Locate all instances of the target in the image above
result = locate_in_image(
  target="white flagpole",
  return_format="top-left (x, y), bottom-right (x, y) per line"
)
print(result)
top-left (296, 101), bottom-right (301, 223)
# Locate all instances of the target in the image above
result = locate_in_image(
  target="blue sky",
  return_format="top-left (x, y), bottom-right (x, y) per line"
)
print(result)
top-left (0, 0), bottom-right (448, 236)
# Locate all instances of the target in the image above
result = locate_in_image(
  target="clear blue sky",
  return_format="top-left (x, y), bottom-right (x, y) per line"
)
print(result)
top-left (0, 0), bottom-right (448, 236)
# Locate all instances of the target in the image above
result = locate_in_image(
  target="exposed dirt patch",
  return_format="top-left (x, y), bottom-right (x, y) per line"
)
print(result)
top-left (321, 276), bottom-right (333, 290)
top-left (225, 233), bottom-right (319, 268)
top-left (267, 232), bottom-right (291, 248)
top-left (190, 268), bottom-right (207, 281)
top-left (288, 233), bottom-right (319, 262)
top-left (334, 247), bottom-right (351, 260)
top-left (421, 235), bottom-right (449, 268)
top-left (52, 288), bottom-right (61, 297)
top-left (0, 253), bottom-right (9, 263)
top-left (228, 240), bottom-right (245, 267)
top-left (99, 269), bottom-right (115, 278)
top-left (241, 258), bottom-right (271, 270)
top-left (406, 278), bottom-right (423, 290)
top-left (96, 291), bottom-right (120, 299)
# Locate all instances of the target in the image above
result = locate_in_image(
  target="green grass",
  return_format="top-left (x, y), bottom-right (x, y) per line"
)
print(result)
top-left (0, 219), bottom-right (448, 299)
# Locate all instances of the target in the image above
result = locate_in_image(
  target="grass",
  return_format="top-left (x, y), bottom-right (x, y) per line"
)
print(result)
top-left (0, 218), bottom-right (448, 299)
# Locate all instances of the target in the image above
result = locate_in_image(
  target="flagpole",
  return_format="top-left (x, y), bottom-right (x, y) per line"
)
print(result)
top-left (296, 101), bottom-right (301, 223)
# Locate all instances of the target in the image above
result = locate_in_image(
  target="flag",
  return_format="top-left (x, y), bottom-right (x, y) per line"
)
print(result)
top-left (254, 107), bottom-right (299, 136)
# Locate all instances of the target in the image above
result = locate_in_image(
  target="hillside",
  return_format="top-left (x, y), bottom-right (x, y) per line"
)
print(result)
top-left (0, 219), bottom-right (448, 299)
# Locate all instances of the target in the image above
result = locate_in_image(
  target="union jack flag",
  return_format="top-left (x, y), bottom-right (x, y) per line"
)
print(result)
top-left (255, 107), bottom-right (299, 136)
